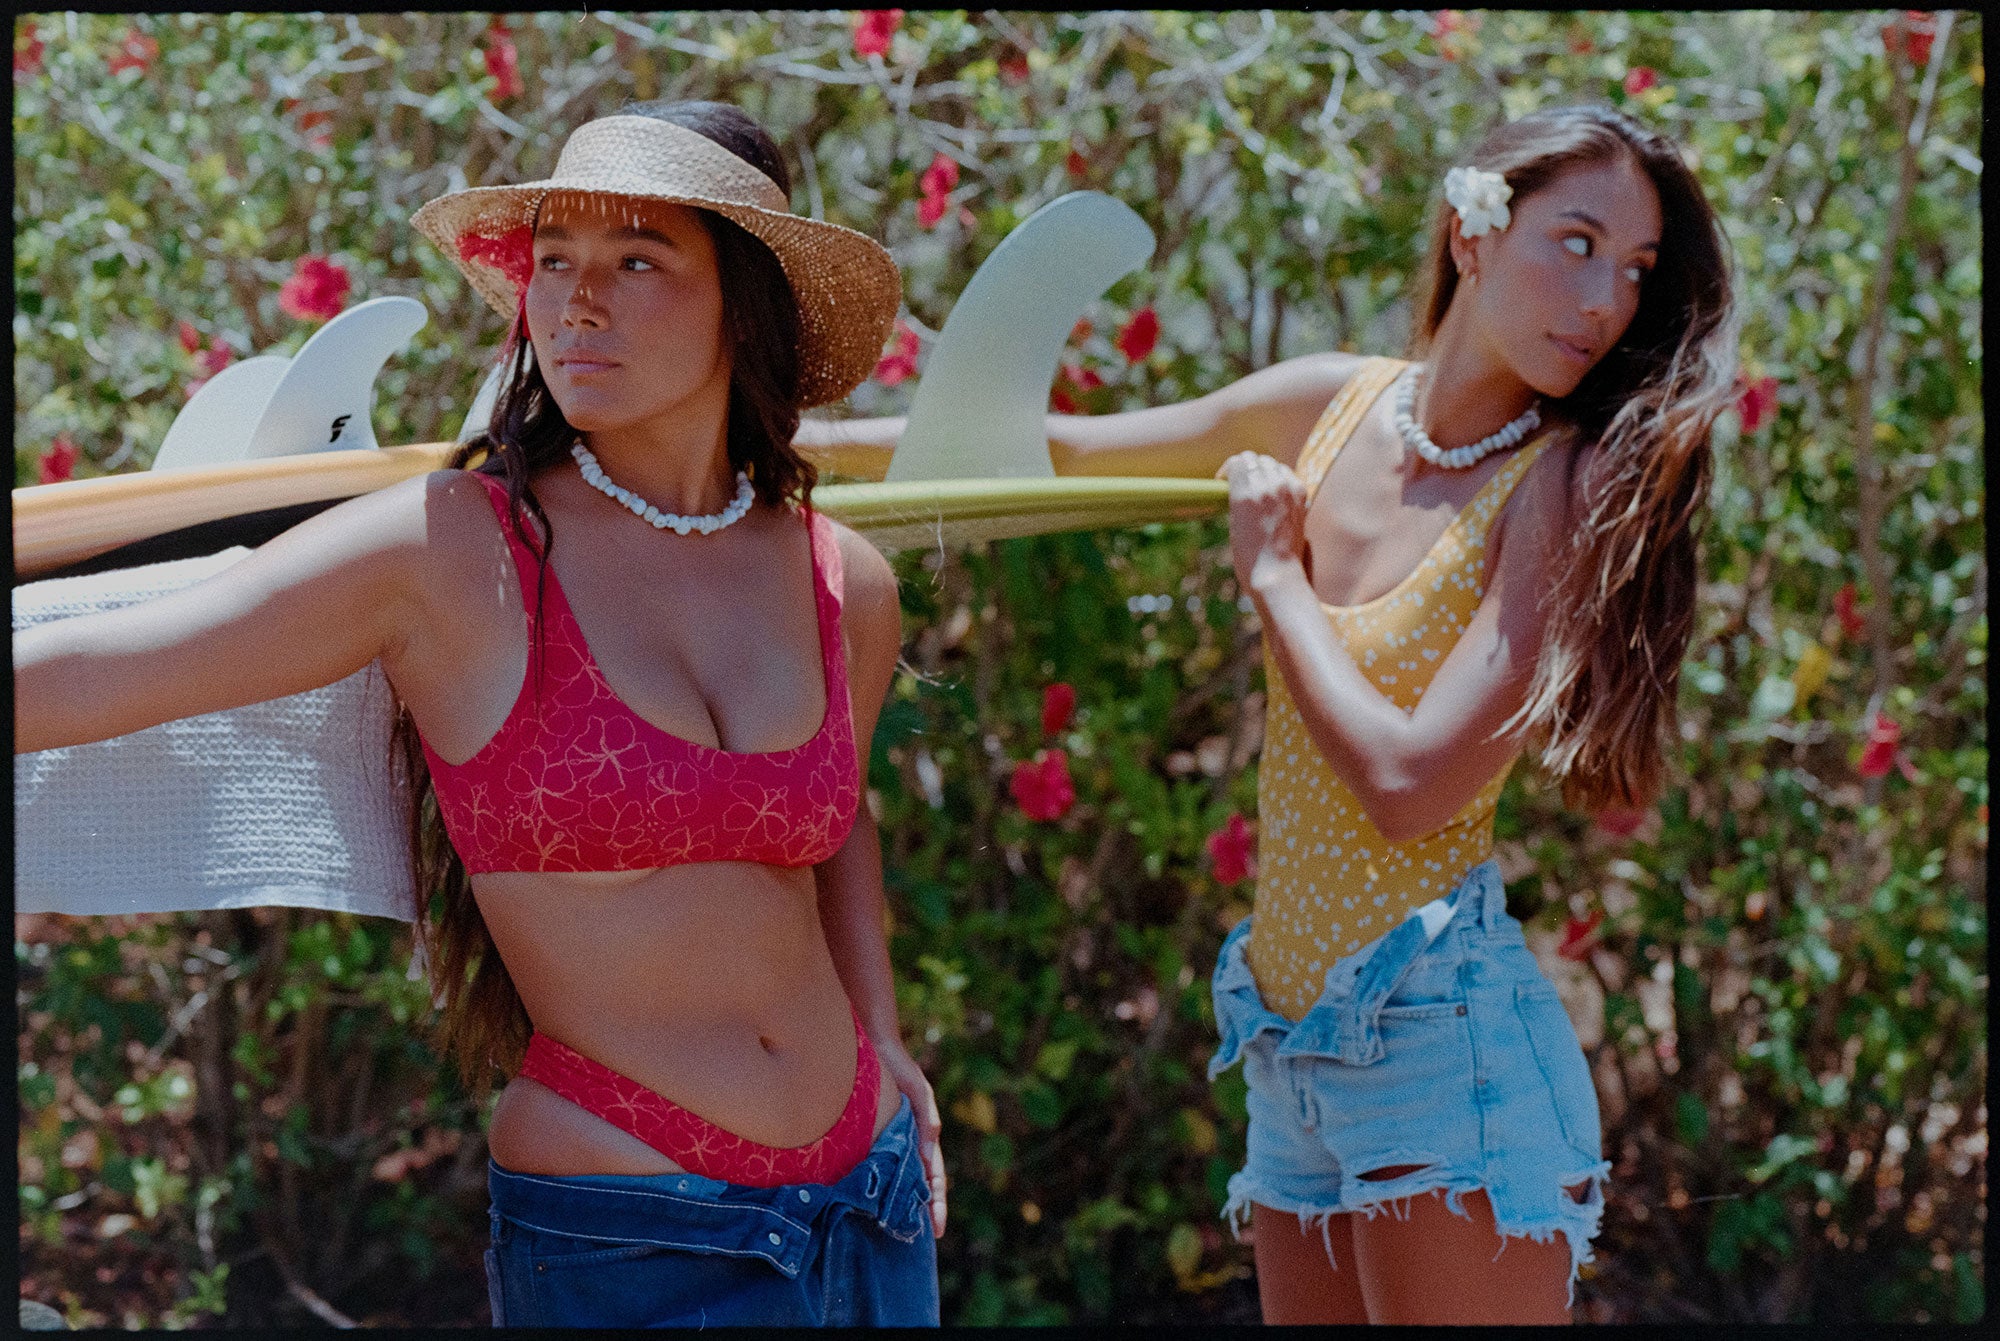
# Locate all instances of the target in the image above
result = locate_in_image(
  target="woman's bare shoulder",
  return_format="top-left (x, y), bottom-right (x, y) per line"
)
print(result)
top-left (1212, 350), bottom-right (1371, 414)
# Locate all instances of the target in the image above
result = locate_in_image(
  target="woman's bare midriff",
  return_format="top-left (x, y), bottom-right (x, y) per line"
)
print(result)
top-left (476, 860), bottom-right (899, 1177)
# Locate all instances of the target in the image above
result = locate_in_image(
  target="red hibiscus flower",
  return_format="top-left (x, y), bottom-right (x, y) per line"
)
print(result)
top-left (278, 255), bottom-right (351, 323)
top-left (853, 10), bottom-right (904, 60)
top-left (457, 226), bottom-right (535, 294)
top-left (15, 23), bottom-right (45, 79)
top-left (1736, 374), bottom-right (1779, 433)
top-left (1886, 11), bottom-right (1937, 67)
top-left (1856, 712), bottom-right (1900, 780)
top-left (1206, 813), bottom-right (1256, 885)
top-left (1623, 66), bottom-right (1659, 96)
top-left (1116, 307), bottom-right (1160, 363)
top-left (1009, 749), bottom-right (1076, 822)
top-left (1557, 909), bottom-right (1605, 961)
top-left (1041, 683), bottom-right (1076, 737)
top-left (999, 52), bottom-right (1030, 85)
top-left (1595, 805), bottom-right (1647, 838)
top-left (177, 320), bottom-right (203, 355)
top-left (1834, 582), bottom-right (1865, 642)
top-left (297, 108), bottom-right (335, 151)
top-left (107, 28), bottom-right (158, 76)
top-left (1050, 384), bottom-right (1079, 414)
top-left (1067, 148), bottom-right (1089, 179)
top-left (873, 321), bottom-right (920, 386)
top-left (484, 20), bottom-right (522, 100)
top-left (38, 434), bottom-right (79, 484)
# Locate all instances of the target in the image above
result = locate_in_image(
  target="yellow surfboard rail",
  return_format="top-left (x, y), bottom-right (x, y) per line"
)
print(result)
top-left (13, 447), bottom-right (1229, 579)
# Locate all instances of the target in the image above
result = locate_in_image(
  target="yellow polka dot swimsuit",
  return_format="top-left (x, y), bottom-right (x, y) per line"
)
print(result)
top-left (1249, 356), bottom-right (1556, 1021)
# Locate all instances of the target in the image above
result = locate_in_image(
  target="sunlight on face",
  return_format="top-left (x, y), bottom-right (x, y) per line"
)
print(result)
top-left (525, 193), bottom-right (730, 434)
top-left (1474, 155), bottom-right (1663, 399)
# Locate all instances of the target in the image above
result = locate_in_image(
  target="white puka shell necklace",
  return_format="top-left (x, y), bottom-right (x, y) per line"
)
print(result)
top-left (571, 442), bottom-right (754, 535)
top-left (1392, 366), bottom-right (1541, 470)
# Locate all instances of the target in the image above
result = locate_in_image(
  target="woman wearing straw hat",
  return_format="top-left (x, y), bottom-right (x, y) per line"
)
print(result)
top-left (814, 104), bottom-right (1738, 1322)
top-left (15, 101), bottom-right (943, 1327)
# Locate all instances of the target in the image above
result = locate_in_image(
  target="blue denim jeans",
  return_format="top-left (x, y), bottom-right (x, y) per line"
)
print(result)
top-left (484, 1098), bottom-right (939, 1327)
top-left (1210, 858), bottom-right (1611, 1302)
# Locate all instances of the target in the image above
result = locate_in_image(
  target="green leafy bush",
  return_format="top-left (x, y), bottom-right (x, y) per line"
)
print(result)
top-left (15, 9), bottom-right (1983, 1325)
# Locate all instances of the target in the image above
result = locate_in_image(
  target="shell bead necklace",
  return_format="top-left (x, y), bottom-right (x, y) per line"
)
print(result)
top-left (1391, 366), bottom-right (1541, 470)
top-left (571, 442), bottom-right (754, 535)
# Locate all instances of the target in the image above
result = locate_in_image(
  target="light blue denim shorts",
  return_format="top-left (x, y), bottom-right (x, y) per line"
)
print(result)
top-left (1209, 858), bottom-right (1611, 1299)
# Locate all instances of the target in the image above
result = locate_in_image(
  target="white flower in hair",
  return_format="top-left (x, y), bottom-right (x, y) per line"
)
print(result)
top-left (1443, 166), bottom-right (1513, 238)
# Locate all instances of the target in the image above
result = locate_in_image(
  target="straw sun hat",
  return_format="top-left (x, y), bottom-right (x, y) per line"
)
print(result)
top-left (411, 114), bottom-right (902, 407)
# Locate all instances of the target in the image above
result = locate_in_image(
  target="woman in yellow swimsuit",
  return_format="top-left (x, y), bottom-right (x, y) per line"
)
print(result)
top-left (808, 103), bottom-right (1738, 1323)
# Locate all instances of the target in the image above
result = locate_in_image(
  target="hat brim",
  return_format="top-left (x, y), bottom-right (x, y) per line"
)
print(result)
top-left (411, 183), bottom-right (901, 409)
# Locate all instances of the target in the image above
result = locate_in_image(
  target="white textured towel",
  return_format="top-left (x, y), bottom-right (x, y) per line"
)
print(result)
top-left (13, 550), bottom-right (418, 922)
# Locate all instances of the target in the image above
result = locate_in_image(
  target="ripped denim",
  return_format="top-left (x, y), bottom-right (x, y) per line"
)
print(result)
top-left (1209, 858), bottom-right (1611, 1303)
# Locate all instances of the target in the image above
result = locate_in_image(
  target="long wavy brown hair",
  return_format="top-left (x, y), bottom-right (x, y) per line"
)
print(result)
top-left (390, 100), bottom-right (817, 1091)
top-left (1407, 104), bottom-right (1740, 811)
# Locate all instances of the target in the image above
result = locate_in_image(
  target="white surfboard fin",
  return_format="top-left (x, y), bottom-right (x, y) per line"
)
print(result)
top-left (151, 295), bottom-right (428, 470)
top-left (885, 191), bottom-right (1156, 483)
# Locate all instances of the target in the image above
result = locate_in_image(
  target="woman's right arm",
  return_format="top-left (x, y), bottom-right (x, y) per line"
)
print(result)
top-left (14, 474), bottom-right (447, 754)
top-left (794, 351), bottom-right (1362, 481)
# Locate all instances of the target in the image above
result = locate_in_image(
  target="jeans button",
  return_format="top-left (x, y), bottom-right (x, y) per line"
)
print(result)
top-left (768, 1231), bottom-right (782, 1246)
top-left (677, 1180), bottom-right (689, 1191)
top-left (1456, 1004), bottom-right (1467, 1016)
top-left (798, 1189), bottom-right (811, 1204)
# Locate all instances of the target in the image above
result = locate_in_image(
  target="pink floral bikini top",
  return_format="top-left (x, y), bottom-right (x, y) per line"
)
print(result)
top-left (421, 473), bottom-right (861, 874)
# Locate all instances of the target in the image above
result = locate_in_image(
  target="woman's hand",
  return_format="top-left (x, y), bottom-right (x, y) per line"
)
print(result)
top-left (1218, 451), bottom-right (1311, 600)
top-left (873, 1036), bottom-right (947, 1238)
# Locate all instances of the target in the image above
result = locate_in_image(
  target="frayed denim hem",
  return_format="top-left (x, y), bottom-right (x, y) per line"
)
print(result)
top-left (1218, 1169), bottom-right (1348, 1271)
top-left (1340, 1158), bottom-right (1613, 1307)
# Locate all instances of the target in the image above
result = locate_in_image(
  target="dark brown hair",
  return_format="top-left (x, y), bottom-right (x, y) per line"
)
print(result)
top-left (1408, 104), bottom-right (1739, 811)
top-left (393, 100), bottom-right (815, 1090)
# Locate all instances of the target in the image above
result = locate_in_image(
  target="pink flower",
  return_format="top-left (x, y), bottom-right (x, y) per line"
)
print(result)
top-left (1623, 66), bottom-right (1659, 96)
top-left (873, 322), bottom-right (919, 386)
top-left (15, 23), bottom-right (45, 79)
top-left (177, 321), bottom-right (203, 355)
top-left (1595, 805), bottom-right (1647, 838)
top-left (1736, 375), bottom-right (1778, 433)
top-left (915, 153), bottom-right (959, 230)
top-left (38, 434), bottom-right (78, 484)
top-left (200, 342), bottom-right (232, 377)
top-left (919, 152), bottom-right (959, 199)
top-left (1206, 813), bottom-right (1256, 885)
top-left (1041, 683), bottom-right (1076, 737)
top-left (853, 10), bottom-right (903, 60)
top-left (107, 28), bottom-right (158, 76)
top-left (999, 52), bottom-right (1029, 85)
top-left (278, 255), bottom-right (351, 323)
top-left (484, 20), bottom-right (522, 100)
top-left (1009, 750), bottom-right (1076, 822)
top-left (1856, 712), bottom-right (1900, 780)
top-left (1115, 307), bottom-right (1160, 362)
top-left (1834, 582), bottom-right (1865, 642)
top-left (1557, 909), bottom-right (1605, 961)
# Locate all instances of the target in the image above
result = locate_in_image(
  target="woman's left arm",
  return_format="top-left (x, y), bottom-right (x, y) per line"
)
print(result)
top-left (813, 525), bottom-right (947, 1237)
top-left (1222, 445), bottom-right (1581, 842)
